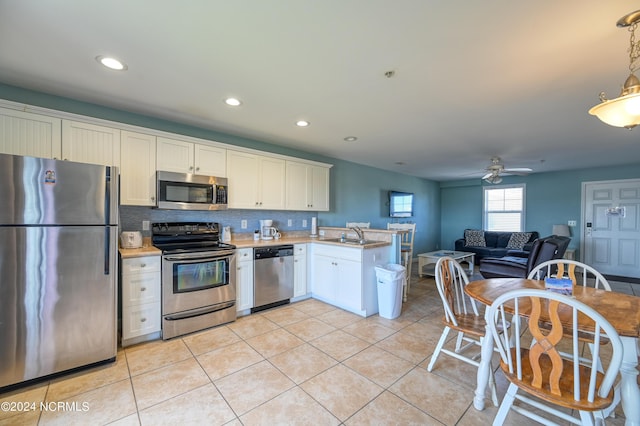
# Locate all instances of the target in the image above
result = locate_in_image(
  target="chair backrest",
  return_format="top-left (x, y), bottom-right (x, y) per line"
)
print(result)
top-left (528, 259), bottom-right (611, 290)
top-left (346, 222), bottom-right (370, 228)
top-left (434, 257), bottom-right (479, 327)
top-left (488, 289), bottom-right (622, 409)
top-left (387, 223), bottom-right (416, 251)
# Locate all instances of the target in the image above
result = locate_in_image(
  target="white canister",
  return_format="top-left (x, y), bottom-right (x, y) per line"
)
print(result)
top-left (221, 226), bottom-right (231, 242)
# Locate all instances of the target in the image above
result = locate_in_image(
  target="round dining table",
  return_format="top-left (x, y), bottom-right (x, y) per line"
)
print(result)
top-left (465, 278), bottom-right (640, 426)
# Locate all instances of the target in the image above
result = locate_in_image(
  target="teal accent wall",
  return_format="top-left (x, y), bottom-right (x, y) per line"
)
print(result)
top-left (440, 165), bottom-right (640, 259)
top-left (318, 159), bottom-right (439, 255)
top-left (0, 83), bottom-right (440, 254)
top-left (6, 82), bottom-right (637, 263)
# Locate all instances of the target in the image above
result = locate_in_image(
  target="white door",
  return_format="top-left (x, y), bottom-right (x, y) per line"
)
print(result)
top-left (582, 179), bottom-right (640, 278)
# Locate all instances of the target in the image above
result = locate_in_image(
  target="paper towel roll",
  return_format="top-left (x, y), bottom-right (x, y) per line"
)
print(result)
top-left (311, 217), bottom-right (318, 236)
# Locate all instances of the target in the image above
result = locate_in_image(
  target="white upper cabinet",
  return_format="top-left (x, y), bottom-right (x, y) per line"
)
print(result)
top-left (120, 131), bottom-right (157, 206)
top-left (156, 136), bottom-right (226, 176)
top-left (285, 161), bottom-right (330, 211)
top-left (227, 150), bottom-right (286, 209)
top-left (0, 108), bottom-right (62, 159)
top-left (62, 120), bottom-right (121, 166)
top-left (195, 143), bottom-right (226, 176)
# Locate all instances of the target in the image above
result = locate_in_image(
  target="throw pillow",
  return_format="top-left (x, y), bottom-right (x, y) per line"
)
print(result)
top-left (506, 232), bottom-right (532, 249)
top-left (464, 229), bottom-right (486, 247)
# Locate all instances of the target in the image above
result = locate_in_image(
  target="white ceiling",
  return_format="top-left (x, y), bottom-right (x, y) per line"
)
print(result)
top-left (1, 1), bottom-right (639, 181)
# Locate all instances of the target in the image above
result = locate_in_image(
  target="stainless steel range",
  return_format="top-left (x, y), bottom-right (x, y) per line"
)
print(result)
top-left (152, 222), bottom-right (236, 339)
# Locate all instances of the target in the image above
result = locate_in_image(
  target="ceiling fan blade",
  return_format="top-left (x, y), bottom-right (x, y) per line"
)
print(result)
top-left (481, 172), bottom-right (494, 180)
top-left (503, 167), bottom-right (532, 173)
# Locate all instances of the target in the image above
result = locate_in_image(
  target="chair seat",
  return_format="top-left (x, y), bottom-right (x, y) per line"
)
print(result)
top-left (443, 314), bottom-right (487, 337)
top-left (501, 348), bottom-right (614, 411)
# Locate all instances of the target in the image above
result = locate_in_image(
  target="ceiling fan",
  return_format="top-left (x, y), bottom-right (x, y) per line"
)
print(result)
top-left (482, 157), bottom-right (532, 184)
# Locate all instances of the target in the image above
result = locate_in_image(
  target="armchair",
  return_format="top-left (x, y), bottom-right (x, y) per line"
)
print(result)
top-left (479, 236), bottom-right (569, 279)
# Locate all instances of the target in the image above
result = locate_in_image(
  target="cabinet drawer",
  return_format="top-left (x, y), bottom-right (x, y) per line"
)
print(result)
top-left (237, 248), bottom-right (253, 261)
top-left (122, 256), bottom-right (161, 274)
top-left (122, 302), bottom-right (161, 339)
top-left (122, 272), bottom-right (160, 306)
top-left (294, 243), bottom-right (307, 256)
top-left (312, 244), bottom-right (362, 262)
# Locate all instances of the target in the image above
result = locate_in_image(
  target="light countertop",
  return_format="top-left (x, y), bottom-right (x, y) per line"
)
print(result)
top-left (118, 227), bottom-right (397, 257)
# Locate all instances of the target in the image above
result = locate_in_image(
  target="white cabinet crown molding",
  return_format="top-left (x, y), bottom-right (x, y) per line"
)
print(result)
top-left (0, 98), bottom-right (332, 169)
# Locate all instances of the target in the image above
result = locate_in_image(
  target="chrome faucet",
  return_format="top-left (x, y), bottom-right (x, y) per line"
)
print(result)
top-left (350, 226), bottom-right (365, 243)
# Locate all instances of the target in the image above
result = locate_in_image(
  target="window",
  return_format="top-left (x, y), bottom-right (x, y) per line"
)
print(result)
top-left (483, 184), bottom-right (525, 232)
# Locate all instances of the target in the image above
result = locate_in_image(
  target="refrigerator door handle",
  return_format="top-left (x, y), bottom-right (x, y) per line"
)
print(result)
top-left (104, 227), bottom-right (110, 275)
top-left (105, 167), bottom-right (112, 225)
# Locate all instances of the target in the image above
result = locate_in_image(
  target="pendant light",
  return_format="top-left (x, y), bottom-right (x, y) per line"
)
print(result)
top-left (589, 10), bottom-right (640, 129)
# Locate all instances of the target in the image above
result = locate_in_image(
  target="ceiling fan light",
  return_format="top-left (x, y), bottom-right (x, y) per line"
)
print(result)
top-left (484, 174), bottom-right (502, 184)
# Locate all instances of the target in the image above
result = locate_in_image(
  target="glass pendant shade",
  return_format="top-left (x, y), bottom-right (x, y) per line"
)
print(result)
top-left (589, 74), bottom-right (640, 129)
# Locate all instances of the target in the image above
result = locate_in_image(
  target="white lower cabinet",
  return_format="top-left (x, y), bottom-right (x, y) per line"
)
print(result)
top-left (236, 248), bottom-right (254, 314)
top-left (293, 244), bottom-right (308, 300)
top-left (121, 255), bottom-right (161, 346)
top-left (310, 244), bottom-right (390, 316)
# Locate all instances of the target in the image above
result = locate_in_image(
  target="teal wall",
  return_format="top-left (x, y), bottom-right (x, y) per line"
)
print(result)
top-left (440, 164), bottom-right (640, 259)
top-left (319, 159), bottom-right (439, 255)
top-left (5, 82), bottom-right (637, 261)
top-left (0, 83), bottom-right (440, 254)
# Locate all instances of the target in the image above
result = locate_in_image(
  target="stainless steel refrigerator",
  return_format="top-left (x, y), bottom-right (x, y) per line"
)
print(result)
top-left (0, 153), bottom-right (118, 390)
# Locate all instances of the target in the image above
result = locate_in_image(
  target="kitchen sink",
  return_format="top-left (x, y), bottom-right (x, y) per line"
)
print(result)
top-left (322, 238), bottom-right (378, 245)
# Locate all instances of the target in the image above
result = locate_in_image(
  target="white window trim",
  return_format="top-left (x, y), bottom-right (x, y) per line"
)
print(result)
top-left (483, 183), bottom-right (526, 232)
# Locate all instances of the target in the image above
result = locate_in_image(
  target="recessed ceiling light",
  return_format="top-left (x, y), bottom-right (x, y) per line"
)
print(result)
top-left (95, 55), bottom-right (127, 71)
top-left (296, 120), bottom-right (310, 127)
top-left (344, 136), bottom-right (358, 142)
top-left (224, 97), bottom-right (242, 106)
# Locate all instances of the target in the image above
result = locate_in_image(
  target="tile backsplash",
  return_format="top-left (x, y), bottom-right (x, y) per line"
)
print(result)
top-left (119, 206), bottom-right (317, 238)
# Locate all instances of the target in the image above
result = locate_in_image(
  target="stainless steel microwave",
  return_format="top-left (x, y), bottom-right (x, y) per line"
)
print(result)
top-left (156, 171), bottom-right (228, 210)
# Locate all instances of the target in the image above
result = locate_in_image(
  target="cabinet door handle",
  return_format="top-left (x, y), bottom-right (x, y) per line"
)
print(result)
top-left (140, 263), bottom-right (146, 268)
top-left (151, 196), bottom-right (155, 201)
top-left (196, 167), bottom-right (200, 171)
top-left (140, 287), bottom-right (146, 292)
top-left (140, 317), bottom-right (147, 322)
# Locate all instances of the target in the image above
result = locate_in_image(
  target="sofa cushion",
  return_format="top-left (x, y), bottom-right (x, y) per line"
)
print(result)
top-left (506, 232), bottom-right (533, 249)
top-left (464, 229), bottom-right (486, 247)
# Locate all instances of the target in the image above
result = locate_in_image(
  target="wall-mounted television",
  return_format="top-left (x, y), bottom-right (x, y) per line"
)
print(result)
top-left (389, 191), bottom-right (414, 218)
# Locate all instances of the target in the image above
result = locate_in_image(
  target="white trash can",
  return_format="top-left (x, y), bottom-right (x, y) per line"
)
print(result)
top-left (374, 264), bottom-right (405, 319)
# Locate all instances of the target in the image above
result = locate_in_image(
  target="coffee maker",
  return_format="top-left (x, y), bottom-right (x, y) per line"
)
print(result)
top-left (259, 219), bottom-right (277, 240)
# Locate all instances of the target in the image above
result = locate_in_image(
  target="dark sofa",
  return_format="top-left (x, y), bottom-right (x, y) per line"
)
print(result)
top-left (479, 236), bottom-right (571, 279)
top-left (454, 230), bottom-right (539, 261)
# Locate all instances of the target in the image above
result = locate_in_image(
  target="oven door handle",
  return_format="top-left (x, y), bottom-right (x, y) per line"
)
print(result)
top-left (164, 251), bottom-right (235, 262)
top-left (164, 301), bottom-right (236, 321)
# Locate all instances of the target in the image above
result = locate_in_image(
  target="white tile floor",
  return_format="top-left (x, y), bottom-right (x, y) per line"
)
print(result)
top-left (0, 270), bottom-right (636, 425)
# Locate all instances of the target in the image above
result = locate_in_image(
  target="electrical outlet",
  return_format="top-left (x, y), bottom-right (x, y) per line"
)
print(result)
top-left (302, 219), bottom-right (307, 227)
top-left (241, 220), bottom-right (247, 229)
top-left (142, 220), bottom-right (150, 231)
top-left (568, 220), bottom-right (577, 226)
top-left (287, 219), bottom-right (292, 227)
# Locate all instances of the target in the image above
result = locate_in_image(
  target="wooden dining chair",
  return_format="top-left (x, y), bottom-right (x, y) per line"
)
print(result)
top-left (528, 259), bottom-right (611, 290)
top-left (427, 256), bottom-right (499, 407)
top-left (387, 222), bottom-right (415, 301)
top-left (528, 259), bottom-right (616, 380)
top-left (487, 288), bottom-right (623, 426)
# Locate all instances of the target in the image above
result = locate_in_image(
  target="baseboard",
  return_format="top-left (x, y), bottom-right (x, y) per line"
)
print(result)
top-left (604, 274), bottom-right (640, 285)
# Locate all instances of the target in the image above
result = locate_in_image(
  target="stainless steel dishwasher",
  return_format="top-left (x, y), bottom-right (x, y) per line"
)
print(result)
top-left (253, 245), bottom-right (294, 312)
